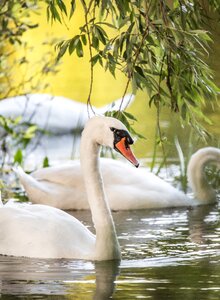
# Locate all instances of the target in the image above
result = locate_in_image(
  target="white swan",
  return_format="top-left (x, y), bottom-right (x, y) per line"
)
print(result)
top-left (0, 93), bottom-right (134, 133)
top-left (15, 147), bottom-right (220, 210)
top-left (0, 116), bottom-right (139, 259)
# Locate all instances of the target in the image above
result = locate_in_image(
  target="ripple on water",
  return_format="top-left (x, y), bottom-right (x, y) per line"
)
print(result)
top-left (0, 204), bottom-right (219, 298)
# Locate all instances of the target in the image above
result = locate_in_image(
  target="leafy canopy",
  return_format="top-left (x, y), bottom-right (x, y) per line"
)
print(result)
top-left (48, 1), bottom-right (219, 137)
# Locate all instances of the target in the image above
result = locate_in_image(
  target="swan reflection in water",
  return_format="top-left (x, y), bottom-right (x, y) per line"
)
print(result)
top-left (0, 257), bottom-right (120, 299)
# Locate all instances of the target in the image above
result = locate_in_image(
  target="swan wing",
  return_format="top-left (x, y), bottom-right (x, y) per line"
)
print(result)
top-left (0, 204), bottom-right (95, 258)
top-left (15, 166), bottom-right (89, 209)
top-left (31, 162), bottom-right (83, 188)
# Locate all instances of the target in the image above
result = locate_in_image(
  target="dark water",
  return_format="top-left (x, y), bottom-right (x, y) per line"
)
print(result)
top-left (0, 203), bottom-right (219, 299)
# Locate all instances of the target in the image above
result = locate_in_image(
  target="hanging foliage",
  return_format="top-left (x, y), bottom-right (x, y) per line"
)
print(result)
top-left (46, 0), bottom-right (220, 138)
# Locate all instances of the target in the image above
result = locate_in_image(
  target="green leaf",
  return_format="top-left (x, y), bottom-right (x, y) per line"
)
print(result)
top-left (109, 63), bottom-right (116, 77)
top-left (57, 40), bottom-right (69, 60)
top-left (43, 156), bottom-right (50, 168)
top-left (134, 66), bottom-right (145, 78)
top-left (185, 97), bottom-right (196, 107)
top-left (122, 111), bottom-right (137, 121)
top-left (92, 35), bottom-right (99, 48)
top-left (117, 17), bottom-right (130, 29)
top-left (91, 54), bottom-right (100, 66)
top-left (46, 6), bottom-right (50, 22)
top-left (13, 116), bottom-right (22, 124)
top-left (0, 116), bottom-right (13, 134)
top-left (76, 40), bottom-right (83, 57)
top-left (56, 0), bottom-right (67, 15)
top-left (81, 34), bottom-right (87, 45)
top-left (69, 35), bottom-right (80, 55)
top-left (97, 22), bottom-right (116, 29)
top-left (130, 127), bottom-right (146, 140)
top-left (119, 33), bottom-right (126, 53)
top-left (14, 149), bottom-right (23, 164)
top-left (50, 4), bottom-right (62, 23)
top-left (70, 0), bottom-right (76, 19)
top-left (127, 22), bottom-right (135, 33)
top-left (152, 19), bottom-right (163, 25)
top-left (98, 56), bottom-right (103, 66)
top-left (149, 94), bottom-right (161, 108)
top-left (23, 125), bottom-right (37, 139)
top-left (113, 38), bottom-right (120, 58)
top-left (94, 25), bottom-right (107, 45)
top-left (80, 0), bottom-right (87, 10)
top-left (181, 103), bottom-right (187, 120)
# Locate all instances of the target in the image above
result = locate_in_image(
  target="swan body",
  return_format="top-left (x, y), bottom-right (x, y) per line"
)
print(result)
top-left (16, 147), bottom-right (220, 210)
top-left (0, 116), bottom-right (138, 259)
top-left (0, 93), bottom-right (134, 133)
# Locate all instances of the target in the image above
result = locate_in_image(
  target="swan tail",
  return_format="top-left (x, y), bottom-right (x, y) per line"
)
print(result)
top-left (98, 94), bottom-right (135, 113)
top-left (13, 166), bottom-right (28, 181)
top-left (13, 166), bottom-right (35, 190)
top-left (13, 166), bottom-right (48, 204)
top-left (187, 147), bottom-right (220, 204)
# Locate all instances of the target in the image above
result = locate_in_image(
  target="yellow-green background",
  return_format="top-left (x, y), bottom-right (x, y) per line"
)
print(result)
top-left (12, 3), bottom-right (220, 159)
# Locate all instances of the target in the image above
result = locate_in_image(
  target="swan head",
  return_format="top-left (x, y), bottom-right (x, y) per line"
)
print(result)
top-left (83, 116), bottom-right (139, 167)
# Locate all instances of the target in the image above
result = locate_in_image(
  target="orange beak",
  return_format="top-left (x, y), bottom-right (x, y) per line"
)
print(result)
top-left (115, 137), bottom-right (139, 167)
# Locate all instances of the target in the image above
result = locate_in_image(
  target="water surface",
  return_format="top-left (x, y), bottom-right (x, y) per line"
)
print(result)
top-left (0, 204), bottom-right (219, 299)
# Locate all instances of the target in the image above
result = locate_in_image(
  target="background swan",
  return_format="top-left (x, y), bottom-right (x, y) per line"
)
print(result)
top-left (0, 116), bottom-right (138, 259)
top-left (15, 147), bottom-right (220, 210)
top-left (0, 93), bottom-right (134, 133)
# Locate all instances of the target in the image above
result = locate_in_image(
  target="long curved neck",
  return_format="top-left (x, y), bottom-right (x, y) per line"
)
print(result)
top-left (187, 147), bottom-right (220, 204)
top-left (80, 128), bottom-right (121, 260)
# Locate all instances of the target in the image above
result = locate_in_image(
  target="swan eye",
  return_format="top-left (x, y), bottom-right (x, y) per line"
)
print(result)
top-left (110, 127), bottom-right (122, 138)
top-left (111, 128), bottom-right (134, 146)
top-left (110, 127), bottom-right (127, 139)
